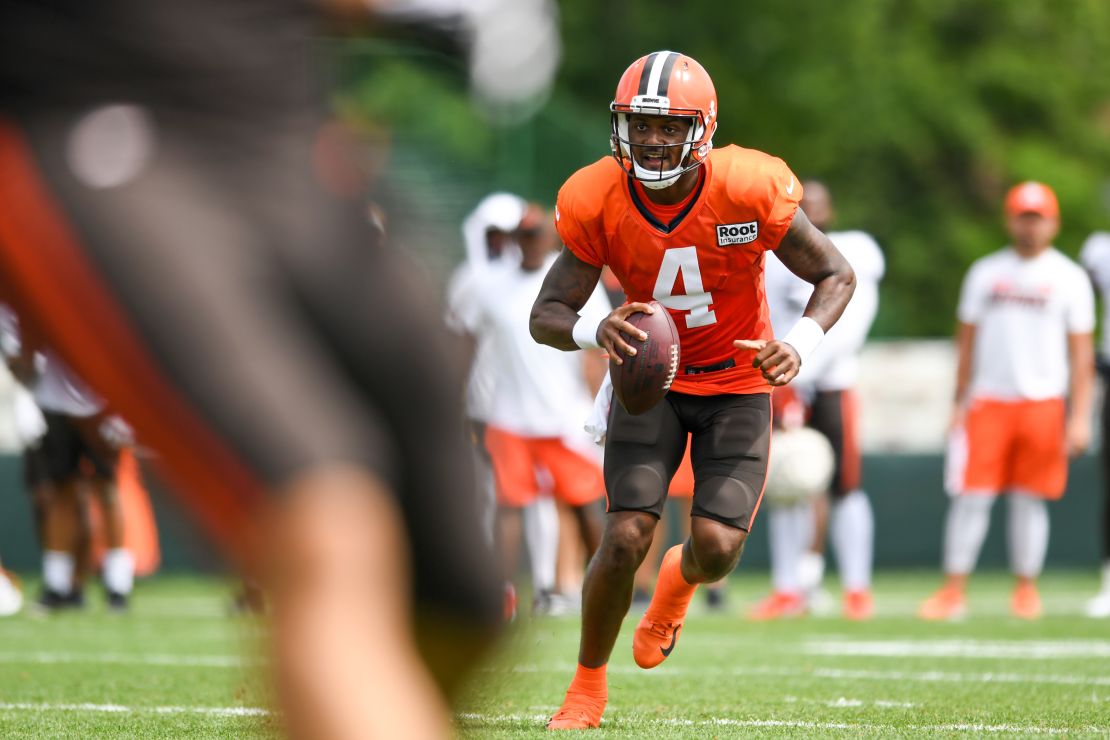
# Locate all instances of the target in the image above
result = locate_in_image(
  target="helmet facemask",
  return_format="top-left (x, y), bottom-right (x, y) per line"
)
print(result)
top-left (610, 104), bottom-right (714, 190)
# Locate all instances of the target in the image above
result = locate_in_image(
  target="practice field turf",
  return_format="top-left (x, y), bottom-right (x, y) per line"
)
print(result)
top-left (0, 572), bottom-right (1107, 738)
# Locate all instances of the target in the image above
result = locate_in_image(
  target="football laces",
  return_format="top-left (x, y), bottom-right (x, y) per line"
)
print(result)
top-left (662, 343), bottom-right (679, 390)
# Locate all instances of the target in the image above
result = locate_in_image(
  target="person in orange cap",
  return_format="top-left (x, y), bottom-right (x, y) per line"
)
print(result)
top-left (920, 181), bottom-right (1095, 621)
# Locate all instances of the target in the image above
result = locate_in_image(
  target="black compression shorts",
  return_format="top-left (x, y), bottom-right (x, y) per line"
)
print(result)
top-left (24, 411), bottom-right (119, 486)
top-left (603, 391), bottom-right (772, 530)
top-left (807, 388), bottom-right (862, 498)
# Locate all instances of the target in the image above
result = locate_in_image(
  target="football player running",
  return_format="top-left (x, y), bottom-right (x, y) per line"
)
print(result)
top-left (530, 51), bottom-right (855, 730)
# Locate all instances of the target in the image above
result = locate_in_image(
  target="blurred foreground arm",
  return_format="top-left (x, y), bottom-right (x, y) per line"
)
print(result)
top-left (271, 467), bottom-right (451, 739)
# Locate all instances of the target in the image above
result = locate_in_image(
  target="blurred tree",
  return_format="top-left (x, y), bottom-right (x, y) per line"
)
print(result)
top-left (336, 0), bottom-right (1110, 336)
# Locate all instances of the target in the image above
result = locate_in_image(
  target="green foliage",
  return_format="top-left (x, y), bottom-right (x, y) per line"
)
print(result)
top-left (336, 1), bottom-right (1110, 335)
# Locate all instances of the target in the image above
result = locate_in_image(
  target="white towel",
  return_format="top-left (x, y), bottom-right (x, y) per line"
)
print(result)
top-left (584, 373), bottom-right (613, 446)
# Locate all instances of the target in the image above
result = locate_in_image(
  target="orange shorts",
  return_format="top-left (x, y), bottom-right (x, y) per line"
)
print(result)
top-left (485, 426), bottom-right (604, 508)
top-left (949, 397), bottom-right (1067, 500)
top-left (668, 441), bottom-right (694, 498)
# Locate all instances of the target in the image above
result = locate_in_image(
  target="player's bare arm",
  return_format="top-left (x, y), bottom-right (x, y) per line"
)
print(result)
top-left (530, 247), bottom-right (654, 363)
top-left (951, 322), bottom-right (976, 430)
top-left (735, 207), bottom-right (856, 385)
top-left (1065, 331), bottom-right (1094, 456)
top-left (774, 207), bottom-right (856, 329)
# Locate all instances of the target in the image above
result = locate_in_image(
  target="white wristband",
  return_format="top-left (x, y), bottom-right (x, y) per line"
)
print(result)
top-left (572, 316), bottom-right (602, 350)
top-left (781, 316), bottom-right (824, 366)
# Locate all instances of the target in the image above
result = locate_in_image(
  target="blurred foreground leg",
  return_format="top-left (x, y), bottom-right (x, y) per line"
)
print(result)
top-left (271, 466), bottom-right (450, 740)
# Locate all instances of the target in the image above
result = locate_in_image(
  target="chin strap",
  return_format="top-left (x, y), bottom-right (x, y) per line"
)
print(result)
top-left (615, 112), bottom-right (707, 188)
top-left (638, 168), bottom-right (682, 189)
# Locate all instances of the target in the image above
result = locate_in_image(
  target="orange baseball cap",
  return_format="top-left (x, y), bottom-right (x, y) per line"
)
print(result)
top-left (1005, 181), bottom-right (1059, 218)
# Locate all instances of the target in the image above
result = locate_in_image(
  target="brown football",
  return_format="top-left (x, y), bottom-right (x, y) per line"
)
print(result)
top-left (610, 302), bottom-right (681, 415)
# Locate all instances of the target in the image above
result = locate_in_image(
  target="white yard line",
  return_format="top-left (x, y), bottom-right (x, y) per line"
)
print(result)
top-left (655, 632), bottom-right (1110, 650)
top-left (502, 662), bottom-right (1110, 686)
top-left (456, 712), bottom-right (1105, 735)
top-left (783, 695), bottom-right (916, 708)
top-left (0, 652), bottom-right (258, 667)
top-left (805, 666), bottom-right (1110, 687)
top-left (805, 639), bottom-right (1110, 659)
top-left (0, 702), bottom-right (268, 717)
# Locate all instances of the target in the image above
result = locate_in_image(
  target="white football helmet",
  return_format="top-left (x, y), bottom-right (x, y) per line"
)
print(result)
top-left (762, 426), bottom-right (835, 508)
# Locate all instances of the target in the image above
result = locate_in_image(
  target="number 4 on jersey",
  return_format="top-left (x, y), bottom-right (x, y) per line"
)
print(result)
top-left (652, 247), bottom-right (717, 329)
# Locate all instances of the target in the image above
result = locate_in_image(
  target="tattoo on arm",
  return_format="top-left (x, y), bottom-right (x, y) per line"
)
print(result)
top-left (530, 247), bottom-right (603, 350)
top-left (774, 207), bottom-right (856, 332)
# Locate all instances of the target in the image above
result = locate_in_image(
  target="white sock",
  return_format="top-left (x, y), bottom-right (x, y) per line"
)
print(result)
top-left (43, 550), bottom-right (75, 594)
top-left (832, 490), bottom-right (874, 591)
top-left (797, 551), bottom-right (825, 593)
top-left (769, 502), bottom-right (813, 594)
top-left (523, 497), bottom-right (558, 593)
top-left (942, 495), bottom-right (995, 575)
top-left (1007, 493), bottom-right (1049, 579)
top-left (103, 548), bottom-right (134, 595)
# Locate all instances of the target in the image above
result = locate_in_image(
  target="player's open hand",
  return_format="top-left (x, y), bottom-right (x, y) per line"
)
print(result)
top-left (598, 302), bottom-right (655, 365)
top-left (734, 338), bottom-right (800, 386)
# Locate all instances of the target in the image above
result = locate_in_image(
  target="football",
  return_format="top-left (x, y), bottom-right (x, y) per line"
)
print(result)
top-left (610, 302), bottom-right (681, 415)
top-left (762, 425), bottom-right (835, 507)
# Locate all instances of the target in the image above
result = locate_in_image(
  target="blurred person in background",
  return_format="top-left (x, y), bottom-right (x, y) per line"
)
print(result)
top-left (752, 179), bottom-right (884, 621)
top-left (1079, 227), bottom-right (1110, 618)
top-left (26, 359), bottom-right (136, 612)
top-left (531, 51), bottom-right (854, 729)
top-left (0, 0), bottom-right (560, 736)
top-left (446, 192), bottom-right (528, 545)
top-left (920, 182), bottom-right (1094, 621)
top-left (456, 203), bottom-right (609, 618)
top-left (0, 304), bottom-right (135, 611)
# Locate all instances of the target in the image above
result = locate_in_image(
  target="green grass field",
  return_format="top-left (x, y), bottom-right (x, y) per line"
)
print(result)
top-left (0, 571), bottom-right (1107, 738)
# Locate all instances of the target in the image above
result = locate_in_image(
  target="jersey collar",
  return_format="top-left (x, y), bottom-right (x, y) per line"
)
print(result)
top-left (626, 163), bottom-right (708, 234)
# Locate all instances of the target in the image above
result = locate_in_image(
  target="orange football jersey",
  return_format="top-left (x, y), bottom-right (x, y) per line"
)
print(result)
top-left (556, 145), bottom-right (803, 395)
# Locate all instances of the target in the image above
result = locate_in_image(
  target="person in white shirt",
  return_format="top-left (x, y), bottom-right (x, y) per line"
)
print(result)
top-left (1079, 229), bottom-right (1110, 617)
top-left (921, 181), bottom-right (1095, 620)
top-left (753, 180), bottom-right (884, 621)
top-left (0, 305), bottom-right (136, 612)
top-left (450, 194), bottom-right (566, 618)
top-left (458, 205), bottom-right (610, 616)
top-left (446, 193), bottom-right (528, 546)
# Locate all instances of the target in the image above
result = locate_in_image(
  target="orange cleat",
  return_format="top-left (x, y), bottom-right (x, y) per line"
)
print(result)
top-left (546, 692), bottom-right (606, 730)
top-left (632, 545), bottom-right (696, 669)
top-left (918, 586), bottom-right (966, 621)
top-left (1010, 581), bottom-right (1042, 620)
top-left (747, 591), bottom-right (806, 621)
top-left (632, 616), bottom-right (683, 669)
top-left (843, 590), bottom-right (874, 621)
